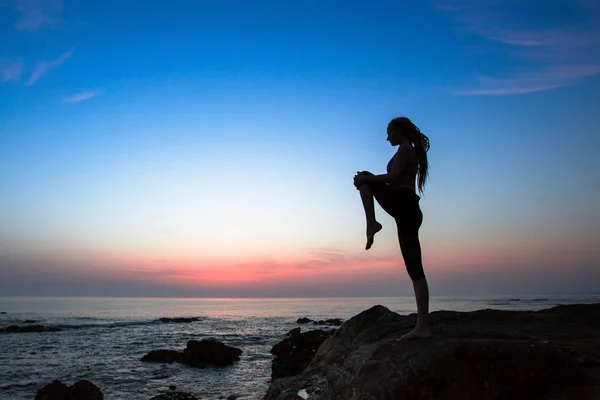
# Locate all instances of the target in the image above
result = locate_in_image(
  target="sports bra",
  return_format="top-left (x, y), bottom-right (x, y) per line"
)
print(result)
top-left (387, 153), bottom-right (418, 176)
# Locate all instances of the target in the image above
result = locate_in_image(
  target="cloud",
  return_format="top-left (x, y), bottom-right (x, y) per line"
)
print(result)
top-left (0, 58), bottom-right (23, 83)
top-left (455, 65), bottom-right (600, 95)
top-left (62, 91), bottom-right (100, 103)
top-left (12, 0), bottom-right (63, 31)
top-left (28, 49), bottom-right (73, 85)
top-left (437, 0), bottom-right (600, 94)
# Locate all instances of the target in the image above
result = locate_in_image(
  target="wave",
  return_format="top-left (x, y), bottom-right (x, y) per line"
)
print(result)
top-left (1, 316), bottom-right (207, 332)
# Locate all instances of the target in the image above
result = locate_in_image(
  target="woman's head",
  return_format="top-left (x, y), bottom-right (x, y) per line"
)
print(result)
top-left (387, 117), bottom-right (430, 193)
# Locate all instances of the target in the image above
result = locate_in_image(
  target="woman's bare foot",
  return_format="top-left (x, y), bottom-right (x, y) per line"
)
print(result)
top-left (400, 326), bottom-right (432, 340)
top-left (366, 221), bottom-right (383, 250)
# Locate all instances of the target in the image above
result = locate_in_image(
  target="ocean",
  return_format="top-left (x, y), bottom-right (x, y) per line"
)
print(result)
top-left (1, 294), bottom-right (599, 400)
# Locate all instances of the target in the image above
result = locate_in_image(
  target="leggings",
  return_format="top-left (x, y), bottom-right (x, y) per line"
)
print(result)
top-left (360, 171), bottom-right (425, 281)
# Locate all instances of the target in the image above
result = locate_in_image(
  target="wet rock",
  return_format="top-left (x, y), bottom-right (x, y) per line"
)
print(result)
top-left (69, 380), bottom-right (103, 400)
top-left (286, 327), bottom-right (301, 337)
top-left (158, 317), bottom-right (201, 323)
top-left (35, 380), bottom-right (70, 400)
top-left (264, 303), bottom-right (600, 400)
top-left (23, 319), bottom-right (39, 323)
top-left (270, 329), bottom-right (334, 379)
top-left (141, 339), bottom-right (242, 368)
top-left (296, 318), bottom-right (312, 324)
top-left (141, 350), bottom-right (181, 363)
top-left (183, 338), bottom-right (243, 367)
top-left (312, 318), bottom-right (343, 326)
top-left (35, 380), bottom-right (103, 400)
top-left (0, 311), bottom-right (6, 314)
top-left (149, 392), bottom-right (197, 400)
top-left (2, 324), bottom-right (62, 333)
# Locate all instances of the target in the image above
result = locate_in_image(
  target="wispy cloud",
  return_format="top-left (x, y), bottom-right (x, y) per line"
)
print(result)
top-left (12, 0), bottom-right (63, 31)
top-left (455, 65), bottom-right (600, 95)
top-left (0, 58), bottom-right (23, 83)
top-left (27, 49), bottom-right (73, 85)
top-left (62, 91), bottom-right (100, 103)
top-left (437, 0), bottom-right (600, 95)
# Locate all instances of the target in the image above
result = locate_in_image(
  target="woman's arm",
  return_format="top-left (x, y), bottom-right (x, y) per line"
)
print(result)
top-left (365, 145), bottom-right (410, 184)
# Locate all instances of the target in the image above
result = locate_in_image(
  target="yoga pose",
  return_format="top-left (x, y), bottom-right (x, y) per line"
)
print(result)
top-left (353, 117), bottom-right (431, 339)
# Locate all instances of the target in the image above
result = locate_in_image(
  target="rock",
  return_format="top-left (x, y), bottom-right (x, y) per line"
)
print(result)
top-left (2, 324), bottom-right (62, 333)
top-left (69, 380), bottom-right (103, 400)
top-left (296, 318), bottom-right (312, 324)
top-left (286, 327), bottom-right (301, 337)
top-left (35, 380), bottom-right (103, 400)
top-left (0, 311), bottom-right (6, 314)
top-left (183, 338), bottom-right (243, 367)
top-left (149, 392), bottom-right (197, 400)
top-left (35, 380), bottom-right (70, 400)
top-left (24, 319), bottom-right (39, 323)
top-left (270, 329), bottom-right (334, 379)
top-left (159, 317), bottom-right (201, 323)
top-left (141, 339), bottom-right (242, 368)
top-left (312, 318), bottom-right (343, 326)
top-left (263, 303), bottom-right (600, 400)
top-left (141, 350), bottom-right (181, 363)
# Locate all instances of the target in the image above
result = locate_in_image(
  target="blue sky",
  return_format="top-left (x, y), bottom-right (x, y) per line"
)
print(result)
top-left (1, 0), bottom-right (599, 297)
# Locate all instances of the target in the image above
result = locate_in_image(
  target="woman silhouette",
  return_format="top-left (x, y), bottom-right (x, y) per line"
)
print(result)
top-left (353, 117), bottom-right (432, 339)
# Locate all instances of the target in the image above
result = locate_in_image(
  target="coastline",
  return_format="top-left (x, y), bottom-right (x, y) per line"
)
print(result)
top-left (7, 300), bottom-right (599, 399)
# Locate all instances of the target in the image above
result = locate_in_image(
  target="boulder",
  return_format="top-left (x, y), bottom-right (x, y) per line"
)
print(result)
top-left (264, 303), bottom-right (600, 400)
top-left (35, 380), bottom-right (103, 400)
top-left (270, 329), bottom-right (334, 379)
top-left (183, 338), bottom-right (243, 367)
top-left (141, 350), bottom-right (181, 363)
top-left (35, 380), bottom-right (70, 400)
top-left (69, 380), bottom-right (103, 400)
top-left (141, 339), bottom-right (242, 368)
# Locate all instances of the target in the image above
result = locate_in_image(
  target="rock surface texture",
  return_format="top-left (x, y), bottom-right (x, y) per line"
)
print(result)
top-left (264, 303), bottom-right (600, 400)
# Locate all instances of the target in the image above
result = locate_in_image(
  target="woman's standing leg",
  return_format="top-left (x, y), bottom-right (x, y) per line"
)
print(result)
top-left (396, 210), bottom-right (432, 339)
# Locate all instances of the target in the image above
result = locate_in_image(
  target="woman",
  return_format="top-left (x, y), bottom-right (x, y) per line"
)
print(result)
top-left (353, 117), bottom-right (431, 339)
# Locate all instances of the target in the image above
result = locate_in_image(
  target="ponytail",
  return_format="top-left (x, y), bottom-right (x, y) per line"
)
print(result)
top-left (388, 117), bottom-right (430, 193)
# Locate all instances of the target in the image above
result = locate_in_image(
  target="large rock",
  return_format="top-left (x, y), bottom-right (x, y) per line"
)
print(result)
top-left (35, 381), bottom-right (70, 400)
top-left (270, 328), bottom-right (335, 379)
top-left (141, 350), bottom-right (181, 363)
top-left (183, 338), bottom-right (243, 367)
top-left (35, 380), bottom-right (103, 400)
top-left (141, 338), bottom-right (242, 368)
top-left (69, 380), bottom-right (103, 400)
top-left (264, 303), bottom-right (600, 400)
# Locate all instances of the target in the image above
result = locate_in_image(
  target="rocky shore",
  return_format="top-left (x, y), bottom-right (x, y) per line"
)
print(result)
top-left (29, 303), bottom-right (600, 399)
top-left (264, 303), bottom-right (600, 400)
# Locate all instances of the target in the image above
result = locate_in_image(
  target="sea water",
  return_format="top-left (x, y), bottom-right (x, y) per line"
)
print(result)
top-left (1, 295), bottom-right (599, 400)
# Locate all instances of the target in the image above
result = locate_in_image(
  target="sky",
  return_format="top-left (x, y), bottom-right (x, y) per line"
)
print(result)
top-left (0, 0), bottom-right (599, 297)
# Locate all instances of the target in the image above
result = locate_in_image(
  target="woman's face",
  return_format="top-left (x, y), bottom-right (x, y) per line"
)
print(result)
top-left (386, 126), bottom-right (403, 146)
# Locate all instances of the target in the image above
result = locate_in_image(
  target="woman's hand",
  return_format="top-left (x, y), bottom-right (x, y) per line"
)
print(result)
top-left (353, 172), bottom-right (372, 188)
